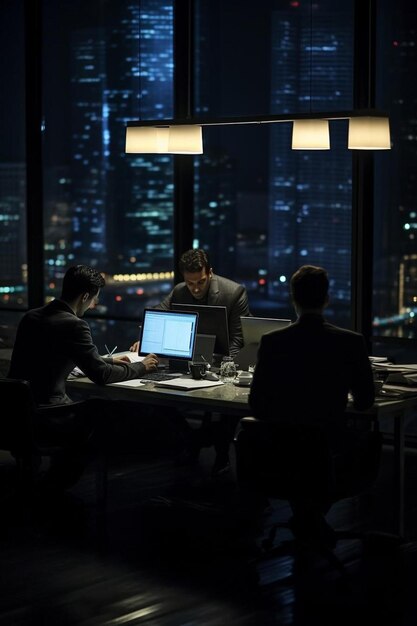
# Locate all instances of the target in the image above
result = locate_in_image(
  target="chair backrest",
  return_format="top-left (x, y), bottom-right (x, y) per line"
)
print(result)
top-left (0, 378), bottom-right (36, 456)
top-left (234, 416), bottom-right (382, 503)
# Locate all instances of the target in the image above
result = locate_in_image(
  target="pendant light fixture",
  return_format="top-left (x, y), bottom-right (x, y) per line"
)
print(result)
top-left (292, 119), bottom-right (330, 150)
top-left (348, 115), bottom-right (391, 150)
top-left (125, 0), bottom-right (202, 155)
top-left (291, 0), bottom-right (330, 150)
top-left (347, 0), bottom-right (390, 150)
top-left (125, 0), bottom-right (389, 153)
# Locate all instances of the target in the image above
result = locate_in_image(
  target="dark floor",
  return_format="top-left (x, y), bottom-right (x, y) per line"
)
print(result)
top-left (1, 417), bottom-right (417, 626)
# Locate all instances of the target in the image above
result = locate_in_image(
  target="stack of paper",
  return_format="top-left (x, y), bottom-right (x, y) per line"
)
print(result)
top-left (373, 363), bottom-right (417, 386)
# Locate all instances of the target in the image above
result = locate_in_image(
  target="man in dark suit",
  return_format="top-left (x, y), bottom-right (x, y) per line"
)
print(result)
top-left (131, 248), bottom-right (251, 357)
top-left (249, 264), bottom-right (374, 427)
top-left (248, 265), bottom-right (375, 541)
top-left (9, 265), bottom-right (158, 406)
top-left (8, 264), bottom-right (158, 489)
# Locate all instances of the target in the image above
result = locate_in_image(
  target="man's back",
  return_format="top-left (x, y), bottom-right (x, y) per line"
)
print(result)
top-left (9, 300), bottom-right (81, 404)
top-left (249, 314), bottom-right (374, 429)
top-left (9, 298), bottom-right (148, 405)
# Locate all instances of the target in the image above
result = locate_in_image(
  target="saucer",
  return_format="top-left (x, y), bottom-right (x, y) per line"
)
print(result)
top-left (233, 379), bottom-right (252, 387)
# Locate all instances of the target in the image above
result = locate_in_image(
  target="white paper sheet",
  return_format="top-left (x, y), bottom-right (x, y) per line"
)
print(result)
top-left (110, 379), bottom-right (146, 387)
top-left (154, 378), bottom-right (224, 391)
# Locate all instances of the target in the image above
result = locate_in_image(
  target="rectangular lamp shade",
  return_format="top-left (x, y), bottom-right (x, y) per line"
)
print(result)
top-left (125, 125), bottom-right (203, 154)
top-left (292, 119), bottom-right (330, 150)
top-left (168, 125), bottom-right (203, 154)
top-left (125, 127), bottom-right (170, 153)
top-left (348, 116), bottom-right (391, 150)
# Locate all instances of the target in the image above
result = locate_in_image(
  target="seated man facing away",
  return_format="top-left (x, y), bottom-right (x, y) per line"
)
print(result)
top-left (248, 265), bottom-right (375, 541)
top-left (131, 247), bottom-right (251, 358)
top-left (8, 264), bottom-right (158, 490)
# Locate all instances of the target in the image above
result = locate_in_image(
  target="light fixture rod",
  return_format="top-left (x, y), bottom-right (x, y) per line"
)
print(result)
top-left (126, 109), bottom-right (389, 130)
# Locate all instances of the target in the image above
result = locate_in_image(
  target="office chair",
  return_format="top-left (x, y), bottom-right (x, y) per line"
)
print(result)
top-left (234, 416), bottom-right (394, 576)
top-left (0, 378), bottom-right (108, 509)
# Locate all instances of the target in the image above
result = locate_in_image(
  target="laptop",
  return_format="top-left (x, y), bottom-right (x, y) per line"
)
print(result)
top-left (237, 316), bottom-right (291, 371)
top-left (241, 316), bottom-right (291, 346)
top-left (138, 308), bottom-right (198, 380)
top-left (171, 303), bottom-right (230, 357)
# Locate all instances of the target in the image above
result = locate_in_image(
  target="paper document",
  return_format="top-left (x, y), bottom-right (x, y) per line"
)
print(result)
top-left (111, 351), bottom-right (144, 362)
top-left (382, 384), bottom-right (417, 396)
top-left (110, 379), bottom-right (145, 388)
top-left (154, 378), bottom-right (224, 391)
top-left (69, 351), bottom-right (144, 378)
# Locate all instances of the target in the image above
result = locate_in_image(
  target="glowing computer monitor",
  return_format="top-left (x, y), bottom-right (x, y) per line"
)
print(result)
top-left (138, 308), bottom-right (198, 361)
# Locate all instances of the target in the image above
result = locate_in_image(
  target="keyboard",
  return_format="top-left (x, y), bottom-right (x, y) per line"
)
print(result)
top-left (140, 371), bottom-right (182, 382)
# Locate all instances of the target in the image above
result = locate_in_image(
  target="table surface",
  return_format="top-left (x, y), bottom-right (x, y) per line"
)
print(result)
top-left (68, 375), bottom-right (416, 418)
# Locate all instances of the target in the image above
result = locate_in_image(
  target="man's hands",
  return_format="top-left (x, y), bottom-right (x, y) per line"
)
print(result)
top-left (112, 355), bottom-right (131, 363)
top-left (141, 353), bottom-right (159, 371)
top-left (113, 352), bottom-right (158, 371)
top-left (130, 341), bottom-right (139, 352)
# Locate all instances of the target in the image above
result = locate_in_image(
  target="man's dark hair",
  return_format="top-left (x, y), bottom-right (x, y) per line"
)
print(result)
top-left (61, 265), bottom-right (105, 301)
top-left (290, 265), bottom-right (329, 309)
top-left (179, 249), bottom-right (211, 275)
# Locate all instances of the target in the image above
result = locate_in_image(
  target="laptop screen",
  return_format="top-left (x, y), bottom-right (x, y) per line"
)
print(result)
top-left (138, 309), bottom-right (198, 361)
top-left (241, 316), bottom-right (291, 345)
top-left (171, 303), bottom-right (229, 356)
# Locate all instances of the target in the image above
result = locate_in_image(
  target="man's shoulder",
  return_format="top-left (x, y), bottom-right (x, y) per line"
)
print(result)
top-left (324, 321), bottom-right (365, 341)
top-left (171, 282), bottom-right (190, 299)
top-left (214, 274), bottom-right (246, 294)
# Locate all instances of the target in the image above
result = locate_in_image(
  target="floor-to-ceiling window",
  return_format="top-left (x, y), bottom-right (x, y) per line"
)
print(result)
top-left (3, 0), bottom-right (417, 353)
top-left (42, 0), bottom-right (175, 346)
top-left (373, 0), bottom-right (417, 352)
top-left (0, 0), bottom-right (26, 349)
top-left (194, 0), bottom-right (354, 327)
top-left (0, 0), bottom-right (26, 311)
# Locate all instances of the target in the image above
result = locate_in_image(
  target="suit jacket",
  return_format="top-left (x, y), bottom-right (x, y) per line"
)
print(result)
top-left (8, 299), bottom-right (147, 406)
top-left (249, 313), bottom-right (374, 439)
top-left (157, 274), bottom-right (251, 356)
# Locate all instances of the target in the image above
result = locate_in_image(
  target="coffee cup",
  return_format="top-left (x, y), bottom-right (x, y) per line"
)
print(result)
top-left (236, 371), bottom-right (253, 386)
top-left (189, 362), bottom-right (207, 380)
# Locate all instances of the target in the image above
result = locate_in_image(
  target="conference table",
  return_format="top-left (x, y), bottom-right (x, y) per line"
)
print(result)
top-left (67, 375), bottom-right (417, 538)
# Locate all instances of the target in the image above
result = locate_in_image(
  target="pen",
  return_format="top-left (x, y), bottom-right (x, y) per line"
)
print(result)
top-left (105, 344), bottom-right (118, 357)
top-left (200, 354), bottom-right (211, 369)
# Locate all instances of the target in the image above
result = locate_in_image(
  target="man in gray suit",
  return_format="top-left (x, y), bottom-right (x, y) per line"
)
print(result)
top-left (159, 248), bottom-right (251, 357)
top-left (129, 249), bottom-right (251, 475)
top-left (131, 248), bottom-right (251, 357)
